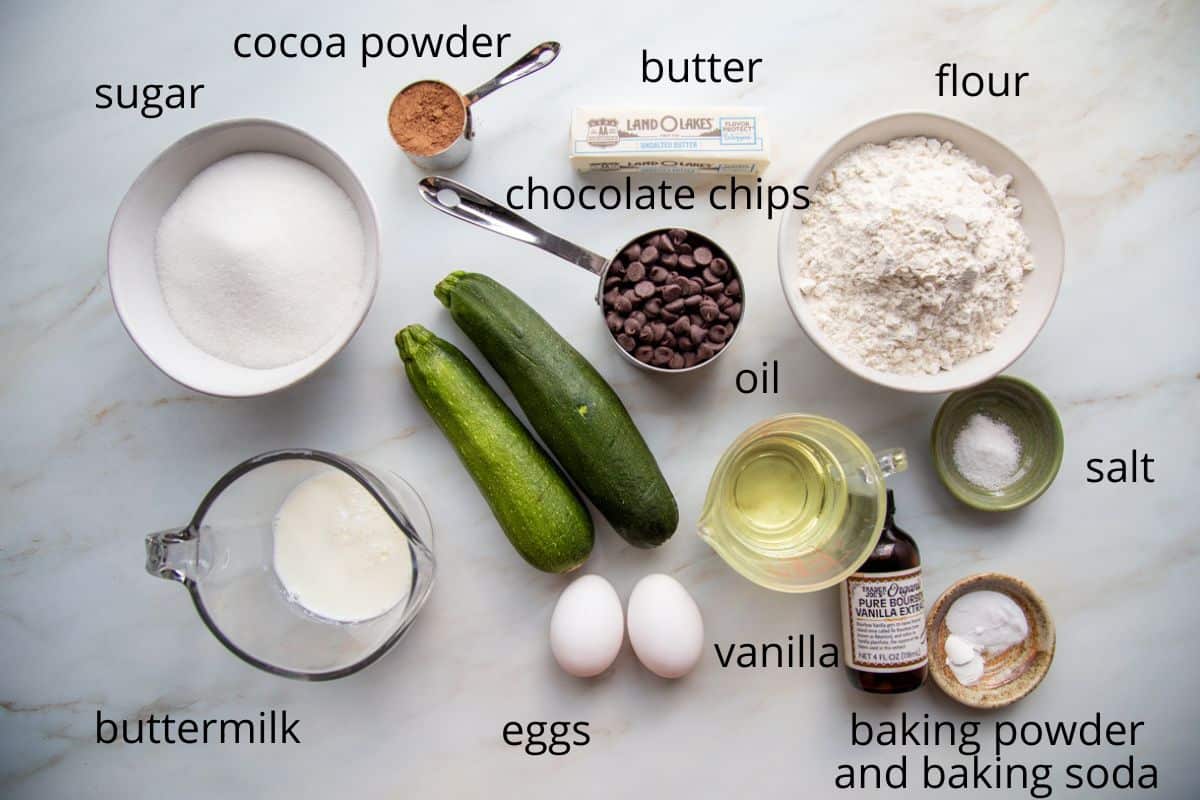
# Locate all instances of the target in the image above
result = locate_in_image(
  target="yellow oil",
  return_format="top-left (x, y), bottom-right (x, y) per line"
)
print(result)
top-left (725, 434), bottom-right (848, 556)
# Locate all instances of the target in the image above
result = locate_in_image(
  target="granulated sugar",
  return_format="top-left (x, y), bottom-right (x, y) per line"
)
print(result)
top-left (155, 153), bottom-right (365, 368)
top-left (952, 412), bottom-right (1025, 490)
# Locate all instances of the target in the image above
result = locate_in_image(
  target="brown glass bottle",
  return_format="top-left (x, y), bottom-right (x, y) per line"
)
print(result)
top-left (839, 490), bottom-right (928, 694)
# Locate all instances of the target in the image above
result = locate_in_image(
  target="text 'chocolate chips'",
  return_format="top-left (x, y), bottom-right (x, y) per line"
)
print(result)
top-left (601, 229), bottom-right (744, 370)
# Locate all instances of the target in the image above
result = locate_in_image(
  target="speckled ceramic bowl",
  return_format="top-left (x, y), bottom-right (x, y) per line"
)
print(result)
top-left (927, 572), bottom-right (1055, 709)
top-left (931, 375), bottom-right (1063, 511)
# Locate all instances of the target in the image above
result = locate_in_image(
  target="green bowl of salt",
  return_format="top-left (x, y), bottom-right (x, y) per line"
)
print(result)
top-left (931, 376), bottom-right (1064, 511)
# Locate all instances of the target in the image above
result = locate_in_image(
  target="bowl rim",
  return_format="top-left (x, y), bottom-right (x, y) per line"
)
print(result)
top-left (107, 116), bottom-right (381, 398)
top-left (926, 571), bottom-right (1056, 709)
top-left (930, 374), bottom-right (1064, 511)
top-left (775, 110), bottom-right (1065, 395)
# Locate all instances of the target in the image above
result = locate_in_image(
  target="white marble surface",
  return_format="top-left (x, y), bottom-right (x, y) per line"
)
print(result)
top-left (2, 1), bottom-right (1198, 797)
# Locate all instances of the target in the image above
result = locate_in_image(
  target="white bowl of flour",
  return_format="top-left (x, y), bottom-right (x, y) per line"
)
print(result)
top-left (777, 113), bottom-right (1063, 394)
top-left (109, 119), bottom-right (380, 397)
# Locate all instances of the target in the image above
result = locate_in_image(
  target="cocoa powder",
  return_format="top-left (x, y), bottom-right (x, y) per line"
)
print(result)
top-left (388, 81), bottom-right (466, 156)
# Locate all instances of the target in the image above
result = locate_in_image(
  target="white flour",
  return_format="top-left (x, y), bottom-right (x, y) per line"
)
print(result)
top-left (796, 137), bottom-right (1034, 375)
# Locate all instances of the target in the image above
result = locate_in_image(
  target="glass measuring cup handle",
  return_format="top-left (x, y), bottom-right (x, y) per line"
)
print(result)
top-left (874, 448), bottom-right (909, 478)
top-left (145, 527), bottom-right (198, 583)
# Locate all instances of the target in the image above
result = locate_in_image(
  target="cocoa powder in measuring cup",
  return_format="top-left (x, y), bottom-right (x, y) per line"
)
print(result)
top-left (388, 81), bottom-right (467, 156)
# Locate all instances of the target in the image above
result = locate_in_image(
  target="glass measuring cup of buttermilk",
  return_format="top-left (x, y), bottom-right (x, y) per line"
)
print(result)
top-left (145, 450), bottom-right (435, 680)
top-left (699, 415), bottom-right (906, 593)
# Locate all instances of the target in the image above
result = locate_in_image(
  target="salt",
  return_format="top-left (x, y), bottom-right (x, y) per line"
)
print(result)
top-left (155, 153), bottom-right (365, 369)
top-left (952, 412), bottom-right (1024, 490)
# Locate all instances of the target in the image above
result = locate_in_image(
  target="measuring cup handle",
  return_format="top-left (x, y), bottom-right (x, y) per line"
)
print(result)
top-left (145, 527), bottom-right (197, 583)
top-left (418, 177), bottom-right (609, 276)
top-left (874, 448), bottom-right (908, 478)
top-left (464, 41), bottom-right (560, 106)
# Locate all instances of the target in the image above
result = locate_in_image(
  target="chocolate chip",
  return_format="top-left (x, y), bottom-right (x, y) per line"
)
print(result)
top-left (603, 228), bottom-right (741, 371)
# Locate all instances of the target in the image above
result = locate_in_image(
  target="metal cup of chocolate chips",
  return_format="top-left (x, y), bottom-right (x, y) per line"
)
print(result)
top-left (417, 177), bottom-right (745, 374)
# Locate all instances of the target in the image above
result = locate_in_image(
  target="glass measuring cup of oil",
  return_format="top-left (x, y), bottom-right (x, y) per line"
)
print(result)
top-left (699, 415), bottom-right (906, 593)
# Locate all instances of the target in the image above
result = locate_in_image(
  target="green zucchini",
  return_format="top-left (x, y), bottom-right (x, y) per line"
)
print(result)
top-left (435, 272), bottom-right (678, 548)
top-left (395, 324), bottom-right (593, 573)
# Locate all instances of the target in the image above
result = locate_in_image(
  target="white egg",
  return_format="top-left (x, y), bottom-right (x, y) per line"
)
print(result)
top-left (627, 573), bottom-right (704, 679)
top-left (549, 574), bottom-right (625, 678)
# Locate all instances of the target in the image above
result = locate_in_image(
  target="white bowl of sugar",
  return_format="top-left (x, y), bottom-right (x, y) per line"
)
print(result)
top-left (109, 118), bottom-right (380, 397)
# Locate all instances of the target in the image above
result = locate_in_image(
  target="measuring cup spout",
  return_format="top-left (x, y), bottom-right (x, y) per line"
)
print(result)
top-left (145, 527), bottom-right (198, 583)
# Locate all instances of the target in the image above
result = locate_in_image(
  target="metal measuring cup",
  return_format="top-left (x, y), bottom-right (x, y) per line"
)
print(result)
top-left (389, 41), bottom-right (560, 170)
top-left (417, 176), bottom-right (746, 374)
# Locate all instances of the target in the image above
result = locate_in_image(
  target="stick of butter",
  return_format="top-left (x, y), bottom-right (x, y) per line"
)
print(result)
top-left (569, 106), bottom-right (769, 174)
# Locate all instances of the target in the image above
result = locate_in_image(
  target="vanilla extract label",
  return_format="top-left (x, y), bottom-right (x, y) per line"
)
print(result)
top-left (841, 567), bottom-right (928, 673)
top-left (713, 634), bottom-right (839, 669)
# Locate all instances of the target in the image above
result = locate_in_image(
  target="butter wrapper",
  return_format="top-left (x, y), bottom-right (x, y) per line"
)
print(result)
top-left (569, 106), bottom-right (769, 174)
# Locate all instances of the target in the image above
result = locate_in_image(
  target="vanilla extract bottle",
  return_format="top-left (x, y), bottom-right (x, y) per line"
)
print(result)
top-left (839, 490), bottom-right (928, 694)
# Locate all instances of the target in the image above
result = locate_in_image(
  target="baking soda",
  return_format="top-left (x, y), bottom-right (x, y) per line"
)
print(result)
top-left (155, 153), bottom-right (365, 368)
